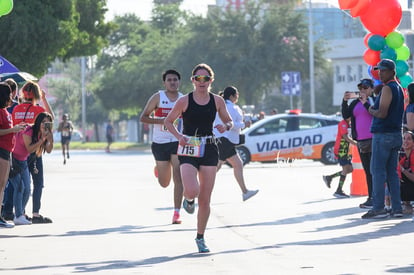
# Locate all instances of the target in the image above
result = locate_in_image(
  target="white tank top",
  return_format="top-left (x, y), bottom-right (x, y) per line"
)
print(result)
top-left (152, 90), bottom-right (182, 143)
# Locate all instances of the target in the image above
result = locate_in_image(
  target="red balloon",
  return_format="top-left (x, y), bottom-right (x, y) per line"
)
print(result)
top-left (360, 0), bottom-right (402, 36)
top-left (350, 0), bottom-right (371, 18)
top-left (338, 0), bottom-right (358, 9)
top-left (363, 33), bottom-right (374, 47)
top-left (370, 66), bottom-right (380, 80)
top-left (363, 48), bottom-right (381, 66)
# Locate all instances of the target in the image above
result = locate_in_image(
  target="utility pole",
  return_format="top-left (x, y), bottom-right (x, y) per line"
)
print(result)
top-left (308, 0), bottom-right (315, 113)
top-left (81, 57), bottom-right (86, 142)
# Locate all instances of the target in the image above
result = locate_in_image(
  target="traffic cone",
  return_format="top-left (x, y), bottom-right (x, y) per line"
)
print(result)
top-left (350, 145), bottom-right (368, 196)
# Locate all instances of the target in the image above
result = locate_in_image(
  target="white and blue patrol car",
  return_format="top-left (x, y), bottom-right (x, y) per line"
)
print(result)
top-left (237, 111), bottom-right (341, 165)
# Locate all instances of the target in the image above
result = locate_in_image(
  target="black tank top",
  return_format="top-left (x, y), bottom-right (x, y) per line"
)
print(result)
top-left (182, 92), bottom-right (217, 136)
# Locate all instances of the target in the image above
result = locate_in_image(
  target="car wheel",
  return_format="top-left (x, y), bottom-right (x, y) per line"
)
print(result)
top-left (320, 142), bottom-right (338, 165)
top-left (236, 146), bottom-right (251, 165)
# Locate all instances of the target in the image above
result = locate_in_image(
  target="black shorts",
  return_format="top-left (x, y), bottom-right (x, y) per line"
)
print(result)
top-left (106, 134), bottom-right (113, 143)
top-left (61, 136), bottom-right (71, 145)
top-left (0, 147), bottom-right (10, 161)
top-left (179, 143), bottom-right (218, 169)
top-left (217, 137), bottom-right (237, 161)
top-left (151, 141), bottom-right (179, 161)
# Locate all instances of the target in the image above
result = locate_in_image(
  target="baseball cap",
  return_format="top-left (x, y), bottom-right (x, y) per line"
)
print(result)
top-left (357, 78), bottom-right (374, 88)
top-left (374, 59), bottom-right (396, 71)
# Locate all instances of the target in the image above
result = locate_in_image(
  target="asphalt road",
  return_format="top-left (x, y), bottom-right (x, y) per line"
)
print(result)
top-left (1, 149), bottom-right (413, 274)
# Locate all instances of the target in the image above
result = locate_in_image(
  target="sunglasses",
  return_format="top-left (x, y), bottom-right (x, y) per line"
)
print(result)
top-left (192, 75), bottom-right (211, 82)
top-left (359, 86), bottom-right (369, 90)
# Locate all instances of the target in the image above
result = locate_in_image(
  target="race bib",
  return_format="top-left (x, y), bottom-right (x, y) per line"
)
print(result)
top-left (177, 136), bottom-right (208, 157)
top-left (177, 143), bottom-right (205, 158)
top-left (162, 118), bottom-right (182, 132)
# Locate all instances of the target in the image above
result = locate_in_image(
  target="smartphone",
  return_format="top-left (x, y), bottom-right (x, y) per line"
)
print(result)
top-left (348, 91), bottom-right (360, 99)
top-left (44, 122), bottom-right (53, 131)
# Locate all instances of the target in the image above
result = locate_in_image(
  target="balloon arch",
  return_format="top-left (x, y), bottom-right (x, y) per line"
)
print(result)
top-left (339, 0), bottom-right (412, 88)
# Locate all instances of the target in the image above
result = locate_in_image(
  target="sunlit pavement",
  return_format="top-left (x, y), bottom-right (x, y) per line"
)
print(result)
top-left (1, 149), bottom-right (413, 274)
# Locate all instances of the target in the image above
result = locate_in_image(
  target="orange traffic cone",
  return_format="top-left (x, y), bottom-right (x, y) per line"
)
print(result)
top-left (350, 145), bottom-right (368, 196)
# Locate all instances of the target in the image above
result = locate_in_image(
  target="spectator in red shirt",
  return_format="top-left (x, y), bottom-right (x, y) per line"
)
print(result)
top-left (0, 82), bottom-right (26, 228)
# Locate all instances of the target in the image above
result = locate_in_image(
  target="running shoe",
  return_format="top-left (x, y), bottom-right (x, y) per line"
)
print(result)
top-left (323, 175), bottom-right (332, 188)
top-left (0, 217), bottom-right (14, 228)
top-left (195, 238), bottom-right (210, 253)
top-left (359, 198), bottom-right (373, 209)
top-left (32, 215), bottom-right (52, 224)
top-left (2, 212), bottom-right (14, 221)
top-left (13, 215), bottom-right (32, 225)
top-left (172, 211), bottom-right (182, 224)
top-left (361, 209), bottom-right (389, 219)
top-left (183, 199), bottom-right (195, 214)
top-left (391, 210), bottom-right (403, 218)
top-left (333, 190), bottom-right (350, 198)
top-left (242, 189), bottom-right (259, 201)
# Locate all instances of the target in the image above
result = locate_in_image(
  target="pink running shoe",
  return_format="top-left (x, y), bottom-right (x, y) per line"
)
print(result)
top-left (172, 211), bottom-right (182, 224)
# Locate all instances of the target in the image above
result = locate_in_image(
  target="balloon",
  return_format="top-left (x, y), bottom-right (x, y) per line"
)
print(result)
top-left (367, 65), bottom-right (373, 77)
top-left (0, 0), bottom-right (13, 16)
top-left (380, 47), bottom-right (397, 60)
top-left (363, 49), bottom-right (381, 66)
top-left (369, 66), bottom-right (380, 80)
top-left (396, 44), bottom-right (411, 60)
top-left (338, 0), bottom-right (358, 9)
top-left (360, 0), bottom-right (402, 36)
top-left (399, 73), bottom-right (413, 88)
top-left (350, 0), bottom-right (371, 18)
top-left (374, 79), bottom-right (382, 86)
top-left (385, 31), bottom-right (405, 49)
top-left (396, 60), bottom-right (409, 77)
top-left (368, 35), bottom-right (386, 51)
top-left (363, 33), bottom-right (374, 47)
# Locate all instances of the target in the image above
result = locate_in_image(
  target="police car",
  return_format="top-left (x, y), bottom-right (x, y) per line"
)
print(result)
top-left (237, 111), bottom-right (340, 165)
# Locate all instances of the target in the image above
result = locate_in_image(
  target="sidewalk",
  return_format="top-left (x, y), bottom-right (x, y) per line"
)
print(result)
top-left (1, 150), bottom-right (413, 274)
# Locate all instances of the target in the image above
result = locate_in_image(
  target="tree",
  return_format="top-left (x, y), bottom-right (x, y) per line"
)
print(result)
top-left (0, 0), bottom-right (112, 76)
top-left (171, 1), bottom-right (327, 108)
top-left (94, 5), bottom-right (189, 112)
top-left (92, 0), bottom-right (331, 115)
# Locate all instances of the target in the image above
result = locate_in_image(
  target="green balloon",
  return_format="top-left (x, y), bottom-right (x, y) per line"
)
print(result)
top-left (385, 31), bottom-right (405, 49)
top-left (380, 47), bottom-right (397, 61)
top-left (368, 35), bottom-right (386, 51)
top-left (396, 60), bottom-right (409, 78)
top-left (0, 0), bottom-right (13, 16)
top-left (396, 44), bottom-right (411, 61)
top-left (399, 73), bottom-right (413, 89)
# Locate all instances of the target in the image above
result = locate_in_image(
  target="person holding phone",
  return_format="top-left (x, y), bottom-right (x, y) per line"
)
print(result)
top-left (8, 82), bottom-right (55, 224)
top-left (9, 112), bottom-right (53, 225)
top-left (0, 82), bottom-right (26, 228)
top-left (341, 78), bottom-right (375, 209)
